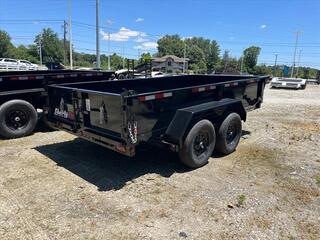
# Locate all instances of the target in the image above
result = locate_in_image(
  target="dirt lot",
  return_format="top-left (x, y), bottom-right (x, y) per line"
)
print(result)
top-left (0, 85), bottom-right (319, 240)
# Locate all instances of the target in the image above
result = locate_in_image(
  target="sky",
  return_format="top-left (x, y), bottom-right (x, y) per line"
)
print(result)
top-left (0, 0), bottom-right (319, 69)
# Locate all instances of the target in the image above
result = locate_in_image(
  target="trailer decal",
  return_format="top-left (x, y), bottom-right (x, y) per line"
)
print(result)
top-left (138, 92), bottom-right (172, 102)
top-left (247, 79), bottom-right (256, 84)
top-left (225, 82), bottom-right (239, 87)
top-left (85, 99), bottom-right (91, 111)
top-left (192, 85), bottom-right (216, 93)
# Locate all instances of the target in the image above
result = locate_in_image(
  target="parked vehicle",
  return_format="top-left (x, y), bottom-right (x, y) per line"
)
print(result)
top-left (0, 58), bottom-right (20, 71)
top-left (0, 70), bottom-right (114, 139)
top-left (47, 74), bottom-right (268, 168)
top-left (17, 60), bottom-right (38, 71)
top-left (270, 77), bottom-right (307, 89)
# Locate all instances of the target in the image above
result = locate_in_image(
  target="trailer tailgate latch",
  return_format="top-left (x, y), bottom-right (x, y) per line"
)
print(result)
top-left (128, 121), bottom-right (138, 144)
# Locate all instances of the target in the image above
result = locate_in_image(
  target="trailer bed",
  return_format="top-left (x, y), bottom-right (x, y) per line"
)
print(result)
top-left (47, 74), bottom-right (268, 160)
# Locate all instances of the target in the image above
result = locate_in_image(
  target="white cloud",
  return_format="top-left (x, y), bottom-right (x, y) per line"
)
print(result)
top-left (136, 37), bottom-right (149, 43)
top-left (106, 19), bottom-right (115, 26)
top-left (134, 42), bottom-right (158, 50)
top-left (101, 27), bottom-right (147, 42)
top-left (135, 18), bottom-right (144, 22)
top-left (260, 24), bottom-right (267, 29)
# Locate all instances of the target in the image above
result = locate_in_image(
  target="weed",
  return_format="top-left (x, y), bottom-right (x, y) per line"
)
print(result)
top-left (238, 194), bottom-right (246, 206)
top-left (316, 176), bottom-right (320, 185)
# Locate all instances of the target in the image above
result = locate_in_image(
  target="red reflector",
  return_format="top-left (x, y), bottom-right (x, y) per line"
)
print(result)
top-left (155, 93), bottom-right (163, 99)
top-left (138, 96), bottom-right (146, 102)
top-left (116, 145), bottom-right (127, 153)
top-left (67, 112), bottom-right (75, 120)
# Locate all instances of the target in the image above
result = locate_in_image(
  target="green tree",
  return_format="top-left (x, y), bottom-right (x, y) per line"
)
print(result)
top-left (243, 46), bottom-right (261, 73)
top-left (216, 50), bottom-right (239, 73)
top-left (185, 37), bottom-right (220, 72)
top-left (187, 45), bottom-right (207, 73)
top-left (208, 40), bottom-right (220, 71)
top-left (139, 52), bottom-right (152, 63)
top-left (157, 35), bottom-right (184, 57)
top-left (35, 28), bottom-right (64, 63)
top-left (0, 30), bottom-right (14, 57)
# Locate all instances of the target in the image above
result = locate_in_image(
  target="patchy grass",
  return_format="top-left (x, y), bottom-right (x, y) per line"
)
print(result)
top-left (237, 194), bottom-right (246, 207)
top-left (238, 194), bottom-right (246, 206)
top-left (316, 176), bottom-right (320, 186)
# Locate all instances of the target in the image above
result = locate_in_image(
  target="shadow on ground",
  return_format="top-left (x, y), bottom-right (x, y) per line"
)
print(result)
top-left (35, 138), bottom-right (191, 191)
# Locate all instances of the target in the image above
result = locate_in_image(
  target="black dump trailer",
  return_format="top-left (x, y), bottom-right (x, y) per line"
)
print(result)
top-left (47, 74), bottom-right (268, 168)
top-left (0, 70), bottom-right (114, 139)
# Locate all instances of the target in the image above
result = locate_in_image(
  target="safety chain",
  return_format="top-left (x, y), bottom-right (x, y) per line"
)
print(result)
top-left (128, 121), bottom-right (138, 144)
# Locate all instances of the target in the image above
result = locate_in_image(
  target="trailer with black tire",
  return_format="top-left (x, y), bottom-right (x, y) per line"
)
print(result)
top-left (47, 74), bottom-right (268, 168)
top-left (0, 70), bottom-right (114, 139)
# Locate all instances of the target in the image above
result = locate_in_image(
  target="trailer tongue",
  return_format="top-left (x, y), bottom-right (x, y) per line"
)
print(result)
top-left (47, 74), bottom-right (268, 168)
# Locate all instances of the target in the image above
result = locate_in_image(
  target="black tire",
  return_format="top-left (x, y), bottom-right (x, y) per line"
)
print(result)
top-left (0, 100), bottom-right (38, 139)
top-left (215, 113), bottom-right (242, 155)
top-left (118, 74), bottom-right (125, 80)
top-left (301, 84), bottom-right (306, 90)
top-left (179, 120), bottom-right (216, 168)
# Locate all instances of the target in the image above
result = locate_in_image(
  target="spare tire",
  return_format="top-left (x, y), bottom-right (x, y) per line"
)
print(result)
top-left (0, 100), bottom-right (38, 139)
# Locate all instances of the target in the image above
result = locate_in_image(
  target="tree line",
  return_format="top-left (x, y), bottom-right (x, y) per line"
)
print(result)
top-left (0, 28), bottom-right (318, 78)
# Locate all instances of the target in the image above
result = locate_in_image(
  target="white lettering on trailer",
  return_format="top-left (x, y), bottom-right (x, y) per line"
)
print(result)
top-left (86, 73), bottom-right (93, 77)
top-left (209, 85), bottom-right (216, 90)
top-left (198, 87), bottom-right (206, 92)
top-left (57, 75), bottom-right (65, 78)
top-left (36, 76), bottom-right (45, 79)
top-left (19, 76), bottom-right (29, 80)
top-left (54, 108), bottom-right (68, 118)
top-left (70, 74), bottom-right (77, 77)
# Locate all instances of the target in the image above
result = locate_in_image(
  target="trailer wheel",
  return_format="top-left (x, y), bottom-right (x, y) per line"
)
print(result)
top-left (179, 120), bottom-right (216, 168)
top-left (118, 74), bottom-right (126, 80)
top-left (215, 113), bottom-right (242, 155)
top-left (0, 100), bottom-right (38, 139)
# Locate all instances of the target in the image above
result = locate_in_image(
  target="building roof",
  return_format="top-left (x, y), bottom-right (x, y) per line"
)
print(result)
top-left (152, 55), bottom-right (189, 63)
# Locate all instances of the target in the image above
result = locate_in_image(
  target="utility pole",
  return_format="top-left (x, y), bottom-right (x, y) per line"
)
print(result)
top-left (274, 54), bottom-right (278, 76)
top-left (96, 0), bottom-right (101, 69)
top-left (183, 43), bottom-right (186, 74)
top-left (68, 0), bottom-right (73, 69)
top-left (295, 50), bottom-right (302, 77)
top-left (39, 34), bottom-right (43, 65)
top-left (122, 41), bottom-right (125, 69)
top-left (106, 20), bottom-right (114, 70)
top-left (240, 56), bottom-right (244, 74)
top-left (291, 31), bottom-right (301, 78)
top-left (63, 20), bottom-right (67, 66)
top-left (107, 32), bottom-right (111, 70)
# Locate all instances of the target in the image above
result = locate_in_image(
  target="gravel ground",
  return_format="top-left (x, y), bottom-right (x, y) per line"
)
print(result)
top-left (0, 85), bottom-right (319, 240)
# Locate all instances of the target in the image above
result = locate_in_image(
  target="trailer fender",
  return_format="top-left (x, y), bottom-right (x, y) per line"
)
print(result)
top-left (164, 99), bottom-right (246, 146)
